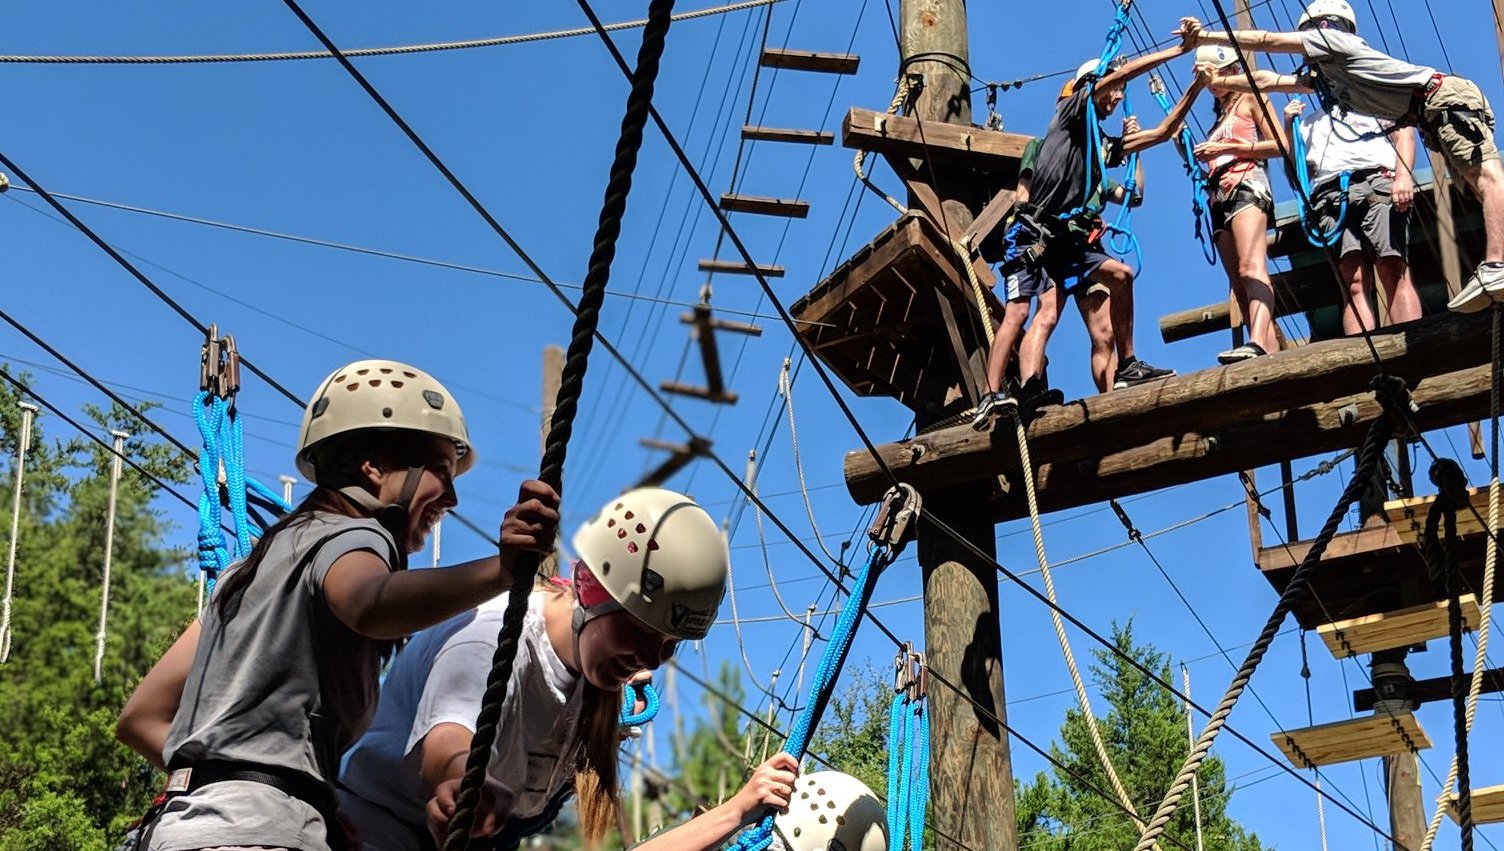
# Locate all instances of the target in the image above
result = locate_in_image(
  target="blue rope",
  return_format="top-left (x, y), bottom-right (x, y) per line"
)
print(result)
top-left (886, 690), bottom-right (931, 851)
top-left (1291, 113), bottom-right (1351, 248)
top-left (886, 695), bottom-right (905, 843)
top-left (727, 544), bottom-right (897, 851)
top-left (619, 681), bottom-right (660, 726)
top-left (194, 392), bottom-right (289, 595)
top-left (1062, 2), bottom-right (1135, 225)
top-left (1148, 81), bottom-right (1218, 265)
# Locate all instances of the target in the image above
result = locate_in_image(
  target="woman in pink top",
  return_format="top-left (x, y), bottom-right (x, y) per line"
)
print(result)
top-left (1195, 44), bottom-right (1289, 364)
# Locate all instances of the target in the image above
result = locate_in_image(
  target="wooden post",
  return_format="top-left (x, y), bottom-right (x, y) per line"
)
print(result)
top-left (901, 1), bottom-right (1017, 848)
top-left (541, 344), bottom-right (564, 577)
top-left (1374, 649), bottom-right (1426, 850)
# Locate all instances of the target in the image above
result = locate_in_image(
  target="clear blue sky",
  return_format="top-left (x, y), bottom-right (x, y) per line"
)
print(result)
top-left (4, 0), bottom-right (1503, 847)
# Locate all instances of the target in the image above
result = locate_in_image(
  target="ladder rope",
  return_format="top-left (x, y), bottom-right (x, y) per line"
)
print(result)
top-left (441, 2), bottom-right (675, 846)
top-left (0, 402), bottom-right (37, 663)
top-left (779, 359), bottom-right (840, 566)
top-left (1133, 394), bottom-right (1399, 851)
top-left (1422, 459), bottom-right (1474, 850)
top-left (93, 430), bottom-right (127, 684)
top-left (853, 77), bottom-right (913, 217)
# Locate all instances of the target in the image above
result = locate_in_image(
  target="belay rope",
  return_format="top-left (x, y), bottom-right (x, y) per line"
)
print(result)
top-left (726, 485), bottom-right (916, 851)
top-left (0, 401), bottom-right (37, 663)
top-left (619, 680), bottom-right (661, 726)
top-left (441, 1), bottom-right (676, 847)
top-left (1066, 0), bottom-right (1135, 228)
top-left (1103, 90), bottom-right (1143, 275)
top-left (1148, 74), bottom-right (1217, 265)
top-left (887, 645), bottom-right (929, 851)
top-left (1290, 112), bottom-right (1351, 248)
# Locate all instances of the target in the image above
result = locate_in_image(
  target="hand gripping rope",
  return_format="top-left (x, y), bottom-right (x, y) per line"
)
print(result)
top-left (726, 485), bottom-right (919, 851)
top-left (887, 644), bottom-right (929, 851)
top-left (1132, 376), bottom-right (1407, 851)
top-left (1290, 113), bottom-right (1350, 249)
top-left (1148, 74), bottom-right (1217, 265)
top-left (440, 2), bottom-right (675, 847)
top-left (1103, 90), bottom-right (1144, 275)
top-left (1065, 0), bottom-right (1136, 227)
top-left (619, 680), bottom-right (661, 726)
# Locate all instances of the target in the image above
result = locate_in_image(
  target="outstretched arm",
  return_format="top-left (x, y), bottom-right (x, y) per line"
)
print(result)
top-left (631, 753), bottom-right (800, 851)
top-left (1123, 73), bottom-right (1208, 153)
top-left (1100, 18), bottom-right (1199, 91)
top-left (1211, 67), bottom-right (1313, 94)
top-left (1180, 16), bottom-right (1307, 54)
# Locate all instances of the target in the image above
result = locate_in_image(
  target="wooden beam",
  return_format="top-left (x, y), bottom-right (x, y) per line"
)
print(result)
top-left (1384, 488), bottom-right (1495, 545)
top-left (719, 193), bottom-right (810, 218)
top-left (1317, 595), bottom-right (1483, 658)
top-left (1273, 713), bottom-right (1431, 768)
top-left (680, 312), bottom-right (761, 336)
top-left (660, 381), bottom-right (737, 405)
top-left (697, 259), bottom-right (785, 277)
top-left (844, 311), bottom-right (1495, 515)
top-left (636, 436), bottom-right (712, 488)
top-left (842, 107), bottom-right (1030, 171)
top-left (759, 47), bottom-right (859, 74)
top-left (1355, 667), bottom-right (1504, 712)
top-left (1447, 785), bottom-right (1504, 825)
top-left (741, 125), bottom-right (834, 145)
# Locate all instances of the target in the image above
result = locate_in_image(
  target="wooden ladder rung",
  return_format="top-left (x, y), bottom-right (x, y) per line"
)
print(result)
top-left (719, 193), bottom-right (810, 218)
top-left (1446, 784), bottom-right (1504, 825)
top-left (660, 381), bottom-right (739, 405)
top-left (1318, 595), bottom-right (1482, 658)
top-left (742, 125), bottom-right (835, 145)
top-left (759, 47), bottom-right (860, 75)
top-left (1383, 487), bottom-right (1495, 545)
top-left (1272, 713), bottom-right (1430, 768)
top-left (698, 259), bottom-right (785, 278)
top-left (680, 312), bottom-right (762, 336)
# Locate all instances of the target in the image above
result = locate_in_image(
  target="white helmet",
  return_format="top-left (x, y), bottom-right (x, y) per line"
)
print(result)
top-left (296, 360), bottom-right (474, 483)
top-left (771, 772), bottom-right (887, 851)
top-left (1074, 59), bottom-right (1102, 84)
top-left (1194, 44), bottom-right (1240, 70)
top-left (1298, 0), bottom-right (1357, 31)
top-left (571, 488), bottom-right (728, 640)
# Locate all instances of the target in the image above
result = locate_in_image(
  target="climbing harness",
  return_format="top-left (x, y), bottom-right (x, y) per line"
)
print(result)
top-left (1290, 113), bottom-right (1351, 248)
top-left (619, 680), bottom-right (661, 727)
top-left (1148, 74), bottom-right (1217, 265)
top-left (726, 484), bottom-right (918, 851)
top-left (0, 401), bottom-right (37, 663)
top-left (887, 643), bottom-right (929, 851)
top-left (93, 429), bottom-right (128, 684)
top-left (441, 2), bottom-right (676, 846)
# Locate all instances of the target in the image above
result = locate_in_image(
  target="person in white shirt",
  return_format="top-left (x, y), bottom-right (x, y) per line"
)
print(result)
top-left (1181, 0), bottom-right (1504, 312)
top-left (1286, 98), bottom-right (1422, 332)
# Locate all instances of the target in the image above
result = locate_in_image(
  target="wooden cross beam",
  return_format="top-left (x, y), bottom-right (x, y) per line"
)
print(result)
top-left (1353, 667), bottom-right (1504, 712)
top-left (636, 436), bottom-right (714, 489)
top-left (660, 304), bottom-right (762, 406)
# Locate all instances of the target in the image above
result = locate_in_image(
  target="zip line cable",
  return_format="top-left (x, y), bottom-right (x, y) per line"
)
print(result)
top-left (0, 0), bottom-right (786, 64)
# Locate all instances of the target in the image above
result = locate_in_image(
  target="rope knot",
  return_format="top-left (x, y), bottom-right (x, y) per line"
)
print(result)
top-left (1371, 374), bottom-right (1416, 423)
top-left (1429, 458), bottom-right (1469, 511)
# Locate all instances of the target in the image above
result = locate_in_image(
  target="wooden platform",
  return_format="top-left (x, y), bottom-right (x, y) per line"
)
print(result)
top-left (1446, 784), bottom-right (1504, 825)
top-left (719, 193), bottom-right (810, 218)
top-left (1385, 488), bottom-right (1496, 545)
top-left (741, 125), bottom-right (834, 145)
top-left (843, 107), bottom-right (1031, 177)
top-left (1317, 595), bottom-right (1483, 658)
top-left (1272, 713), bottom-right (1430, 768)
top-left (697, 258), bottom-right (784, 277)
top-left (759, 47), bottom-right (859, 75)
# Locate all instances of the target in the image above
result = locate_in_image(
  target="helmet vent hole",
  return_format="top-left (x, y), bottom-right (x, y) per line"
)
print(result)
top-left (615, 502), bottom-right (624, 510)
top-left (334, 374), bottom-right (346, 383)
top-left (608, 519), bottom-right (616, 528)
top-left (818, 815), bottom-right (828, 824)
top-left (801, 792), bottom-right (810, 799)
top-left (382, 407), bottom-right (393, 418)
top-left (626, 541), bottom-right (638, 554)
top-left (356, 368), bottom-right (369, 376)
top-left (617, 529), bottom-right (627, 539)
top-left (826, 801), bottom-right (836, 809)
top-left (792, 828), bottom-right (802, 838)
top-left (422, 390), bottom-right (445, 410)
top-left (635, 523), bottom-right (645, 534)
top-left (391, 380), bottom-right (404, 388)
top-left (402, 371), bottom-right (417, 378)
top-left (346, 383), bottom-right (359, 392)
top-left (369, 379), bottom-right (382, 387)
top-left (311, 397), bottom-right (330, 418)
top-left (601, 561), bottom-right (610, 575)
top-left (836, 816), bottom-right (846, 826)
top-left (647, 540), bottom-right (659, 551)
top-left (624, 511), bottom-right (635, 520)
top-left (380, 368), bottom-right (393, 374)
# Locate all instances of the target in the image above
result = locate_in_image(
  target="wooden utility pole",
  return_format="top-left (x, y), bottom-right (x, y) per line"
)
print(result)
top-left (541, 344), bottom-right (564, 577)
top-left (1373, 651), bottom-right (1425, 850)
top-left (901, 2), bottom-right (1017, 849)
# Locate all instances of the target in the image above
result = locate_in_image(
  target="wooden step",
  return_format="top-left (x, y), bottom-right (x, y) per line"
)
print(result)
top-left (660, 381), bottom-right (738, 405)
top-left (1384, 487), bottom-right (1496, 545)
top-left (681, 311), bottom-right (761, 336)
top-left (1446, 784), bottom-right (1504, 825)
top-left (719, 193), bottom-right (810, 218)
top-left (759, 47), bottom-right (860, 75)
top-left (1273, 713), bottom-right (1430, 768)
top-left (697, 259), bottom-right (785, 278)
top-left (742, 125), bottom-right (835, 145)
top-left (1318, 595), bottom-right (1483, 658)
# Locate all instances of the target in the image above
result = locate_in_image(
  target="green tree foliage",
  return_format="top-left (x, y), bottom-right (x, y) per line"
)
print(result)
top-left (808, 660), bottom-right (891, 799)
top-left (1015, 622), bottom-right (1266, 851)
top-left (0, 372), bottom-right (198, 849)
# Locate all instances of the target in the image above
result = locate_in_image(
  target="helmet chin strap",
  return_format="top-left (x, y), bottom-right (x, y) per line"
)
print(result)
top-left (336, 466), bottom-right (426, 563)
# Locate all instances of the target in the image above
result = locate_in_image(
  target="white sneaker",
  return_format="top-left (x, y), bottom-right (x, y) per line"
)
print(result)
top-left (1449, 264), bottom-right (1504, 313)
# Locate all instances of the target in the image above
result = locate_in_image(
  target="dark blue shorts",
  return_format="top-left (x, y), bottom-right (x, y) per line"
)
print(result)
top-left (999, 218), bottom-right (1112, 303)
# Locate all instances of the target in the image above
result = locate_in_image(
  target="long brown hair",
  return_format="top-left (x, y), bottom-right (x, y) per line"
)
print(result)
top-left (540, 582), bottom-right (622, 841)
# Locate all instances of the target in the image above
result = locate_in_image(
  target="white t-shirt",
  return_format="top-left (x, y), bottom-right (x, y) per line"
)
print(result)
top-left (1299, 103), bottom-right (1397, 187)
top-left (339, 590), bottom-right (582, 849)
top-left (1300, 29), bottom-right (1437, 121)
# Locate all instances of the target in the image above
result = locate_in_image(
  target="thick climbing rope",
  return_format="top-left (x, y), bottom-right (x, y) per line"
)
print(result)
top-left (620, 680), bottom-right (661, 726)
top-left (93, 430), bottom-right (127, 684)
top-left (0, 0), bottom-right (781, 64)
top-left (193, 392), bottom-right (256, 601)
top-left (727, 540), bottom-right (901, 851)
top-left (887, 655), bottom-right (930, 851)
top-left (1180, 664), bottom-right (1207, 851)
top-left (853, 77), bottom-right (913, 217)
top-left (1419, 307), bottom-right (1500, 850)
top-left (1421, 458), bottom-right (1476, 851)
top-left (440, 1), bottom-right (675, 846)
top-left (1009, 409), bottom-right (1151, 839)
top-left (1132, 385), bottom-right (1401, 851)
top-left (0, 402), bottom-right (37, 664)
top-left (1290, 114), bottom-right (1351, 249)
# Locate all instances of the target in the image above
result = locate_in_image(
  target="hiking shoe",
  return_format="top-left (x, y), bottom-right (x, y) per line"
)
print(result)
top-left (1217, 342), bottom-right (1268, 365)
top-left (1112, 358), bottom-right (1176, 390)
top-left (1448, 263), bottom-right (1504, 313)
top-left (970, 391), bottom-right (1017, 431)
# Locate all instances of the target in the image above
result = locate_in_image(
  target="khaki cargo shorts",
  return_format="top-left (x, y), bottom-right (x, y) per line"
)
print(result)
top-left (1420, 75), bottom-right (1499, 175)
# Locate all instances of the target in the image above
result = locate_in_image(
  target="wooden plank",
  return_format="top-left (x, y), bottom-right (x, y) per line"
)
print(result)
top-left (1384, 488), bottom-right (1496, 545)
top-left (759, 47), bottom-right (859, 74)
top-left (1273, 713), bottom-right (1431, 768)
top-left (741, 125), bottom-right (834, 145)
top-left (719, 193), bottom-right (810, 218)
top-left (680, 312), bottom-right (761, 336)
top-left (842, 107), bottom-right (1031, 170)
top-left (660, 380), bottom-right (737, 405)
top-left (1446, 784), bottom-right (1504, 825)
top-left (1318, 596), bottom-right (1482, 658)
top-left (698, 259), bottom-right (785, 278)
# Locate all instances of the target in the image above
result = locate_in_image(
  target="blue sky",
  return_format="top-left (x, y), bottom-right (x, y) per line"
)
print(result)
top-left (4, 0), bottom-right (1504, 847)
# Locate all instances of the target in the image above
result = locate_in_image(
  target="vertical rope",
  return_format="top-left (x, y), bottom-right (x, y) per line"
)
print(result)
top-left (442, 3), bottom-right (676, 846)
top-left (1296, 634), bottom-right (1330, 851)
top-left (1181, 664), bottom-right (1206, 851)
top-left (0, 402), bottom-right (37, 663)
top-left (1134, 409), bottom-right (1396, 851)
top-left (93, 430), bottom-right (128, 684)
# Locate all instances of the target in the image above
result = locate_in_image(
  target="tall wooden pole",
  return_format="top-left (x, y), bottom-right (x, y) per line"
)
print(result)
top-left (1374, 650), bottom-right (1425, 851)
top-left (541, 344), bottom-right (564, 578)
top-left (901, 3), bottom-right (1017, 848)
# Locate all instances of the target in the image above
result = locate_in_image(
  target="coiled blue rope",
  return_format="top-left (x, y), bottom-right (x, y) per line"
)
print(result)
top-left (619, 680), bottom-right (660, 726)
top-left (1291, 113), bottom-right (1350, 248)
top-left (1063, 0), bottom-right (1135, 226)
top-left (886, 692), bottom-right (930, 851)
top-left (194, 391), bottom-right (291, 595)
top-left (727, 543), bottom-right (897, 851)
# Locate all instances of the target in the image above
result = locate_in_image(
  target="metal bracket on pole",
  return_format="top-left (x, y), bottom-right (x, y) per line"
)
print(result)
top-left (199, 324), bottom-right (241, 401)
top-left (869, 483), bottom-right (922, 553)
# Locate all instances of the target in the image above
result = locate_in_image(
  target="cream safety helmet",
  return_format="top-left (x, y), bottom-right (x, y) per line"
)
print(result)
top-left (570, 487), bottom-right (728, 641)
top-left (1195, 44), bottom-right (1240, 70)
top-left (1298, 0), bottom-right (1357, 31)
top-left (770, 771), bottom-right (887, 851)
top-left (296, 359), bottom-right (474, 483)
